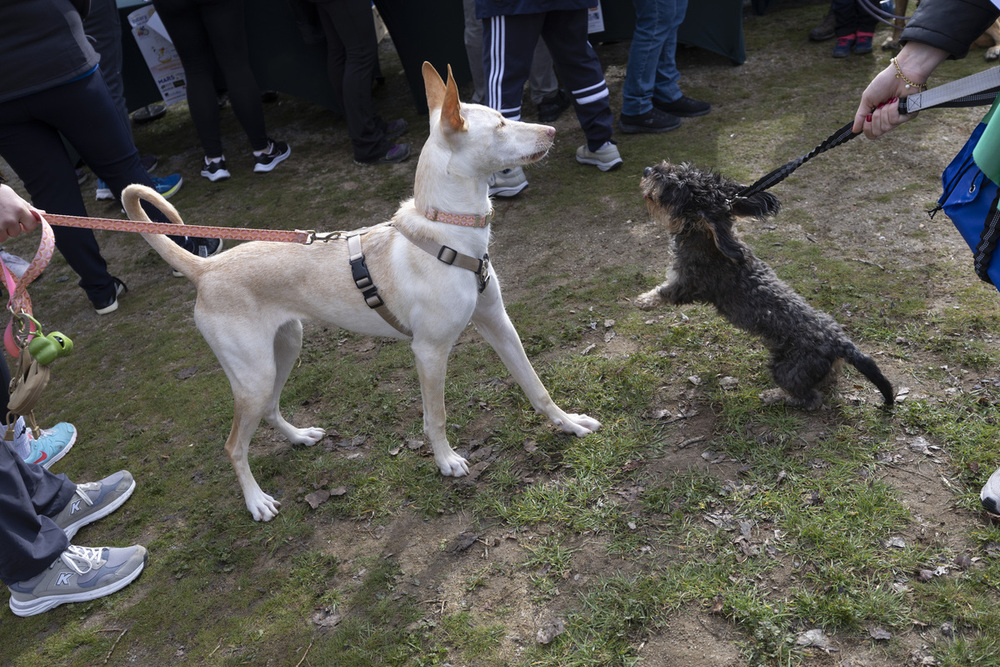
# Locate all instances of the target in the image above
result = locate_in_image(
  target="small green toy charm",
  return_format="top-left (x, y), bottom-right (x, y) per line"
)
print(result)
top-left (20, 314), bottom-right (73, 366)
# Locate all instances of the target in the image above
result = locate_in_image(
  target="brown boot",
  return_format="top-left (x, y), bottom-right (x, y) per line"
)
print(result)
top-left (809, 11), bottom-right (836, 41)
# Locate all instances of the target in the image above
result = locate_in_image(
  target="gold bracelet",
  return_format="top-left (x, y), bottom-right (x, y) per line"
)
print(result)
top-left (891, 57), bottom-right (927, 91)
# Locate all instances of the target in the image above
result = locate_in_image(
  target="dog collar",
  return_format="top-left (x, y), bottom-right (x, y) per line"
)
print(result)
top-left (421, 207), bottom-right (493, 228)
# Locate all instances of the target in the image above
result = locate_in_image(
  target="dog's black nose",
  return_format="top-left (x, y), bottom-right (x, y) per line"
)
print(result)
top-left (643, 167), bottom-right (652, 177)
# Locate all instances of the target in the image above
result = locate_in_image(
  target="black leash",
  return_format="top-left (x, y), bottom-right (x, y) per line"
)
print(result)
top-left (733, 88), bottom-right (1000, 203)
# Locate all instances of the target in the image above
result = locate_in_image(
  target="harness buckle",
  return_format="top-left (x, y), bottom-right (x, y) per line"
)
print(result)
top-left (362, 286), bottom-right (384, 309)
top-left (350, 256), bottom-right (373, 290)
top-left (477, 253), bottom-right (491, 293)
top-left (436, 245), bottom-right (458, 265)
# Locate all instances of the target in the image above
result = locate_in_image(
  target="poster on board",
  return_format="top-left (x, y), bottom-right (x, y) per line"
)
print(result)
top-left (127, 5), bottom-right (187, 106)
top-left (587, 1), bottom-right (605, 34)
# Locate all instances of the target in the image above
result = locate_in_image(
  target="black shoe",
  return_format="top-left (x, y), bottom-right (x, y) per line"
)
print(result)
top-left (809, 11), bottom-right (836, 42)
top-left (619, 107), bottom-right (682, 134)
top-left (253, 139), bottom-right (291, 173)
top-left (354, 143), bottom-right (411, 165)
top-left (537, 89), bottom-right (571, 122)
top-left (381, 118), bottom-right (408, 142)
top-left (93, 278), bottom-right (127, 315)
top-left (140, 154), bottom-right (158, 173)
top-left (173, 238), bottom-right (223, 277)
top-left (652, 96), bottom-right (711, 118)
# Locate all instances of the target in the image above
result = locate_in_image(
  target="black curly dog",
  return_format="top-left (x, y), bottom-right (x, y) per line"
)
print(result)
top-left (635, 161), bottom-right (894, 409)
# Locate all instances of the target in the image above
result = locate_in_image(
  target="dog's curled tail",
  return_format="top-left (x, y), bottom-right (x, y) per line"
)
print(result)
top-left (844, 345), bottom-right (895, 406)
top-left (122, 183), bottom-right (200, 280)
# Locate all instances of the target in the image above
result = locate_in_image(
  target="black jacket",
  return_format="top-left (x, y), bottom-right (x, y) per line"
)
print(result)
top-left (901, 0), bottom-right (1000, 58)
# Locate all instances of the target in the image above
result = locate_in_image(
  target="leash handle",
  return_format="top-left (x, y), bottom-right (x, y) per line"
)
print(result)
top-left (43, 213), bottom-right (311, 244)
top-left (3, 219), bottom-right (54, 357)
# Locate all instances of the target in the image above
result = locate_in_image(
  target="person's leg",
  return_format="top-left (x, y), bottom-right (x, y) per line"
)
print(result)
top-left (622, 0), bottom-right (672, 116)
top-left (528, 41), bottom-right (558, 105)
top-left (651, 0), bottom-right (687, 106)
top-left (483, 13), bottom-right (542, 120)
top-left (316, 0), bottom-right (386, 162)
top-left (539, 10), bottom-right (615, 151)
top-left (154, 0), bottom-right (226, 157)
top-left (462, 0), bottom-right (486, 104)
top-left (0, 441), bottom-right (74, 586)
top-left (0, 95), bottom-right (118, 304)
top-left (197, 0), bottom-right (269, 151)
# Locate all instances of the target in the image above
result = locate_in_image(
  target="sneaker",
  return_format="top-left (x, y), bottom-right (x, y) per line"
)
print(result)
top-left (652, 96), bottom-right (711, 118)
top-left (94, 277), bottom-right (128, 315)
top-left (201, 157), bottom-right (231, 182)
top-left (140, 154), bottom-right (158, 173)
top-left (0, 248), bottom-right (31, 279)
top-left (833, 34), bottom-right (856, 58)
top-left (537, 89), bottom-right (571, 122)
top-left (620, 107), bottom-right (682, 134)
top-left (355, 143), bottom-right (411, 166)
top-left (382, 118), bottom-right (408, 142)
top-left (253, 139), bottom-right (291, 173)
top-left (75, 168), bottom-right (89, 186)
top-left (809, 10), bottom-right (836, 41)
top-left (981, 466), bottom-right (1000, 513)
top-left (7, 544), bottom-right (148, 617)
top-left (488, 167), bottom-right (528, 197)
top-left (52, 471), bottom-right (136, 540)
top-left (22, 422), bottom-right (77, 470)
top-left (151, 173), bottom-right (182, 199)
top-left (95, 179), bottom-right (114, 201)
top-left (173, 237), bottom-right (223, 276)
top-left (854, 31), bottom-right (874, 54)
top-left (575, 141), bottom-right (623, 172)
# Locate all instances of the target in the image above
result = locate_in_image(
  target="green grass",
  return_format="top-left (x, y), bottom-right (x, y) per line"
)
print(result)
top-left (4, 1), bottom-right (1000, 665)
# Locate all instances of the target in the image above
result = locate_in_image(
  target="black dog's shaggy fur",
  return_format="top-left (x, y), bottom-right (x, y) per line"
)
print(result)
top-left (636, 161), bottom-right (894, 409)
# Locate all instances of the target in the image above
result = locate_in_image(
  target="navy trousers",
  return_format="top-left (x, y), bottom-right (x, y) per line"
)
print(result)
top-left (0, 356), bottom-right (74, 585)
top-left (482, 9), bottom-right (614, 151)
top-left (0, 70), bottom-right (167, 307)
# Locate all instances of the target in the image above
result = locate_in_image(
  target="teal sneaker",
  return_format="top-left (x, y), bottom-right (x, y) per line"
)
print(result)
top-left (151, 173), bottom-right (183, 199)
top-left (52, 470), bottom-right (136, 540)
top-left (22, 422), bottom-right (77, 470)
top-left (7, 544), bottom-right (147, 617)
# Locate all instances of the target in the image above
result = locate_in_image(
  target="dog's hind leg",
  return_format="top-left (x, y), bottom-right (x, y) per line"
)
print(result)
top-left (471, 280), bottom-right (600, 436)
top-left (264, 320), bottom-right (325, 445)
top-left (411, 337), bottom-right (470, 477)
top-left (768, 350), bottom-right (829, 410)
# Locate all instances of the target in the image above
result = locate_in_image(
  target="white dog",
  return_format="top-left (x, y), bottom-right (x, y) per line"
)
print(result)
top-left (123, 63), bottom-right (601, 521)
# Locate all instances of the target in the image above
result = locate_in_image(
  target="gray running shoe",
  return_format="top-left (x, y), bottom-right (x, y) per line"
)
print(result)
top-left (52, 471), bottom-right (136, 540)
top-left (7, 545), bottom-right (147, 617)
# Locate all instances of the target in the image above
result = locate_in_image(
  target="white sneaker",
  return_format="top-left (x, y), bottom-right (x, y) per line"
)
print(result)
top-left (981, 465), bottom-right (1000, 513)
top-left (576, 141), bottom-right (623, 172)
top-left (7, 544), bottom-right (147, 617)
top-left (0, 248), bottom-right (30, 278)
top-left (488, 167), bottom-right (528, 197)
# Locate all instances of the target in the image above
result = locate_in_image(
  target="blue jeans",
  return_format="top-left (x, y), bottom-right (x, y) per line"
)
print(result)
top-left (621, 0), bottom-right (689, 116)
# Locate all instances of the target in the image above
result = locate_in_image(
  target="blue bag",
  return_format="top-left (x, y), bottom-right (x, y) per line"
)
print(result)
top-left (938, 97), bottom-right (1000, 290)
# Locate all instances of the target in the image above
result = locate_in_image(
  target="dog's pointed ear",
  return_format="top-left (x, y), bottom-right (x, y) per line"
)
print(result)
top-left (441, 64), bottom-right (467, 132)
top-left (422, 61), bottom-right (446, 113)
top-left (730, 191), bottom-right (781, 219)
top-left (707, 215), bottom-right (745, 262)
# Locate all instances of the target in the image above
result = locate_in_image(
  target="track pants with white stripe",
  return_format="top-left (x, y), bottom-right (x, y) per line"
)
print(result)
top-left (482, 9), bottom-right (614, 152)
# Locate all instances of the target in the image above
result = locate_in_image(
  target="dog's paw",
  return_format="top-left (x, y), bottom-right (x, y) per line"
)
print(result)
top-left (555, 413), bottom-right (601, 436)
top-left (987, 46), bottom-right (1000, 60)
top-left (436, 452), bottom-right (470, 477)
top-left (247, 491), bottom-right (282, 522)
top-left (290, 426), bottom-right (326, 446)
top-left (634, 289), bottom-right (663, 311)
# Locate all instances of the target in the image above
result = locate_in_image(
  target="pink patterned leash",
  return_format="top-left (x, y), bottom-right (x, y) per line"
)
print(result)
top-left (44, 213), bottom-right (311, 244)
top-left (3, 218), bottom-right (55, 357)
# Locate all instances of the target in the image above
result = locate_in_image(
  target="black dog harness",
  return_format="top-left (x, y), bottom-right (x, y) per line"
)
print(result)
top-left (342, 224), bottom-right (491, 338)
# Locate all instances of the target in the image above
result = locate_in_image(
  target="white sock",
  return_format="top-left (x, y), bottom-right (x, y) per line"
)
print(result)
top-left (1, 417), bottom-right (30, 459)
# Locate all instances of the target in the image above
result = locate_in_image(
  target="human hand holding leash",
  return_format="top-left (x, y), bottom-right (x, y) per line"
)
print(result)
top-left (853, 42), bottom-right (949, 139)
top-left (0, 184), bottom-right (42, 243)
